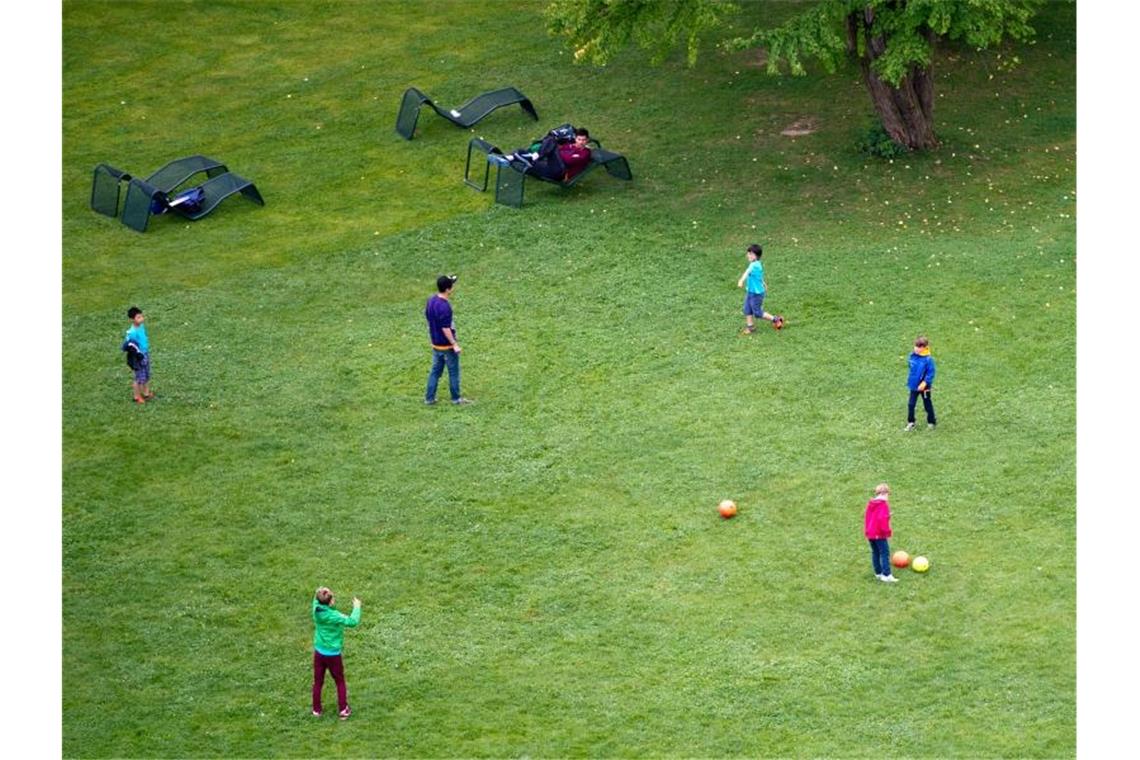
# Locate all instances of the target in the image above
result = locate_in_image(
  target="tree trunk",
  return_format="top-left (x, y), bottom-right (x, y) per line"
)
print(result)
top-left (849, 9), bottom-right (939, 150)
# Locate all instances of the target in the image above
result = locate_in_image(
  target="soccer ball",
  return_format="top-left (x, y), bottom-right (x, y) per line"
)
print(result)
top-left (912, 556), bottom-right (930, 573)
top-left (718, 499), bottom-right (738, 519)
top-left (891, 550), bottom-right (911, 568)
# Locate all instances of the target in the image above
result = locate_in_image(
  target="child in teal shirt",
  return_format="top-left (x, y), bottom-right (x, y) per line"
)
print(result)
top-left (122, 306), bottom-right (153, 404)
top-left (736, 244), bottom-right (785, 334)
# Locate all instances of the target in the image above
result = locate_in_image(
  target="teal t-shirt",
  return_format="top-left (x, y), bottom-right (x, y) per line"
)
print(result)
top-left (745, 261), bottom-right (765, 294)
top-left (125, 324), bottom-right (149, 355)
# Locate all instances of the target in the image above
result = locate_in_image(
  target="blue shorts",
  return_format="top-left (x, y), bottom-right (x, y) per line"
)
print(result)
top-left (133, 354), bottom-right (151, 384)
top-left (743, 291), bottom-right (766, 317)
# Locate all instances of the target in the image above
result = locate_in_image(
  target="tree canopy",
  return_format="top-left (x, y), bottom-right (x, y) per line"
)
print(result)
top-left (547, 0), bottom-right (1045, 149)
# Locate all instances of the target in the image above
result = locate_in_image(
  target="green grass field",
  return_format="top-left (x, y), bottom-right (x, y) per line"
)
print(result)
top-left (62, 1), bottom-right (1075, 756)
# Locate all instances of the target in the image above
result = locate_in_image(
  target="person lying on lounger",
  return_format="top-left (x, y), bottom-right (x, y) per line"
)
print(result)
top-left (504, 126), bottom-right (591, 182)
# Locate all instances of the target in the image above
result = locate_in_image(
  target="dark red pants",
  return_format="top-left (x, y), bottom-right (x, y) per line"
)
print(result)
top-left (312, 651), bottom-right (348, 713)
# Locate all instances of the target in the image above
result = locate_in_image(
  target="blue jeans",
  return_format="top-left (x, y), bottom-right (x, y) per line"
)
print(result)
top-left (426, 349), bottom-right (460, 402)
top-left (869, 538), bottom-right (892, 576)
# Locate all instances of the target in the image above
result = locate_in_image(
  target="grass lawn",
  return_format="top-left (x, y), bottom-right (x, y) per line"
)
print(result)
top-left (62, 1), bottom-right (1075, 756)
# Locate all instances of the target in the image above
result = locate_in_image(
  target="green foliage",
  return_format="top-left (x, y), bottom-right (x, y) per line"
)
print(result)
top-left (727, 0), bottom-right (1045, 85)
top-left (551, 0), bottom-right (1045, 85)
top-left (546, 0), bottom-right (734, 65)
top-left (857, 122), bottom-right (910, 158)
top-left (728, 1), bottom-right (850, 76)
top-left (860, 0), bottom-right (1043, 85)
top-left (548, 0), bottom-right (1046, 151)
top-left (63, 1), bottom-right (1075, 756)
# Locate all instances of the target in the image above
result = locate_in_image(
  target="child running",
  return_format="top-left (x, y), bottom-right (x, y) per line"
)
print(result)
top-left (736, 243), bottom-right (784, 334)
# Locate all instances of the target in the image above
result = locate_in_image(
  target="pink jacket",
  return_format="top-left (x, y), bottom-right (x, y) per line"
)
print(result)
top-left (864, 498), bottom-right (892, 539)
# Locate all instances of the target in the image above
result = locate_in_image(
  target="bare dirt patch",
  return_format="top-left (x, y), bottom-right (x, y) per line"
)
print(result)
top-left (744, 47), bottom-right (769, 68)
top-left (781, 117), bottom-right (819, 137)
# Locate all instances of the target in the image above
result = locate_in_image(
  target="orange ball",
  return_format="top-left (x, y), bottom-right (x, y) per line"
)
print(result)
top-left (718, 499), bottom-right (738, 519)
top-left (891, 550), bottom-right (911, 568)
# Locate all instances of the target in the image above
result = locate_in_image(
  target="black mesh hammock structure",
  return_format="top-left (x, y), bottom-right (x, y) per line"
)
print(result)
top-left (91, 155), bottom-right (264, 232)
top-left (462, 125), bottom-right (631, 208)
top-left (395, 86), bottom-right (538, 140)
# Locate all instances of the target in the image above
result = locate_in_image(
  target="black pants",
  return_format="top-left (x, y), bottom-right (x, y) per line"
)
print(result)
top-left (908, 390), bottom-right (936, 424)
top-left (523, 135), bottom-right (565, 180)
top-left (528, 158), bottom-right (565, 180)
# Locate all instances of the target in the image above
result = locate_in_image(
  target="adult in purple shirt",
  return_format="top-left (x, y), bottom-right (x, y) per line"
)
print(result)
top-left (424, 275), bottom-right (471, 405)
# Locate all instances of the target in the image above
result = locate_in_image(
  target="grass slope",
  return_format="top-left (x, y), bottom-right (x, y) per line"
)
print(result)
top-left (63, 1), bottom-right (1075, 756)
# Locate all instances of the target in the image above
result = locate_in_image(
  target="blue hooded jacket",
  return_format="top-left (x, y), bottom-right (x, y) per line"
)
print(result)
top-left (907, 349), bottom-right (936, 391)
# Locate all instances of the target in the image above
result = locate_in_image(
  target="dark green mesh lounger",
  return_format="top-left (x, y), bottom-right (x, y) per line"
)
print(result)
top-left (464, 132), bottom-right (632, 208)
top-left (96, 154), bottom-right (264, 232)
top-left (171, 171), bottom-right (264, 221)
top-left (90, 163), bottom-right (132, 218)
top-left (396, 86), bottom-right (538, 140)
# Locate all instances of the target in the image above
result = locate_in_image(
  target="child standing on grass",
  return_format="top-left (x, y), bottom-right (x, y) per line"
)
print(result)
top-left (736, 243), bottom-right (784, 334)
top-left (311, 587), bottom-right (362, 720)
top-left (905, 335), bottom-right (937, 431)
top-left (122, 306), bottom-right (153, 404)
top-left (864, 483), bottom-right (898, 582)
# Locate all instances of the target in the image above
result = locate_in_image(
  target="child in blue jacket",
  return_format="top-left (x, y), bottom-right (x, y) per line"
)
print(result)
top-left (905, 335), bottom-right (936, 430)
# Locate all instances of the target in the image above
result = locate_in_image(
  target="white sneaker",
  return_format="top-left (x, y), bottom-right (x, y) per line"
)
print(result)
top-left (904, 422), bottom-right (916, 431)
top-left (874, 574), bottom-right (885, 580)
top-left (880, 574), bottom-right (899, 583)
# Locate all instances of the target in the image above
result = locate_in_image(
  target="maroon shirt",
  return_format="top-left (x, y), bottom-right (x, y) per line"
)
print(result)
top-left (558, 143), bottom-right (591, 180)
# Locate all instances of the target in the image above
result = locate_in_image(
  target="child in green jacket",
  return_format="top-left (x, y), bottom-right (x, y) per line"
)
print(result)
top-left (311, 587), bottom-right (361, 719)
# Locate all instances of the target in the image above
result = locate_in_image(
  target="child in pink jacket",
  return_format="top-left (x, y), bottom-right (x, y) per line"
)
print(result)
top-left (864, 483), bottom-right (898, 582)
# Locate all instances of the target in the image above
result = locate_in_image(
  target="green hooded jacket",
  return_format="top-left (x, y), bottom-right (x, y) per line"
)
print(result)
top-left (312, 597), bottom-right (361, 655)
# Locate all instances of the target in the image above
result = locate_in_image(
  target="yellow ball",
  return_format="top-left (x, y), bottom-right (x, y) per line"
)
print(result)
top-left (911, 556), bottom-right (930, 573)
